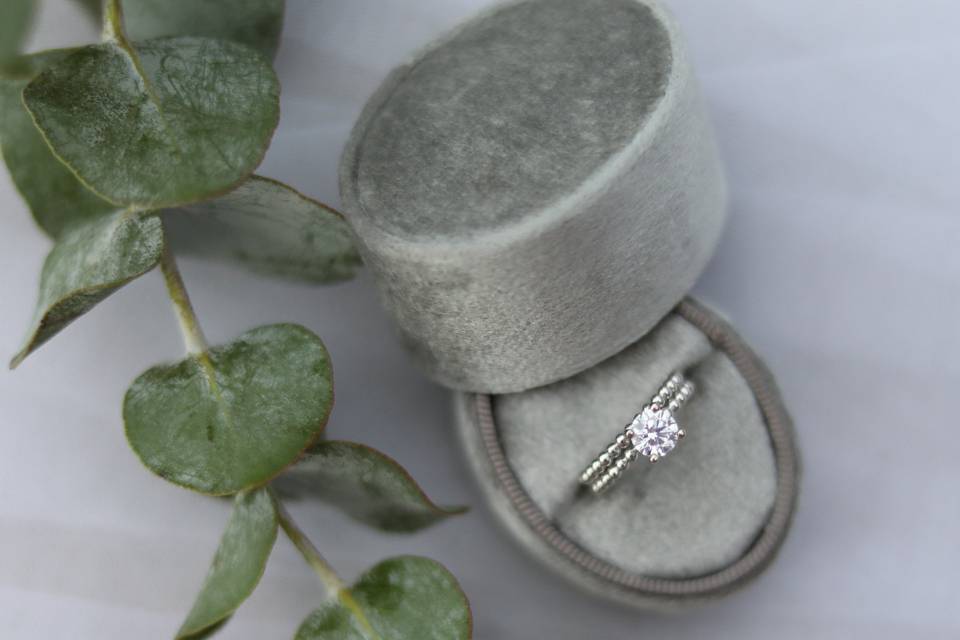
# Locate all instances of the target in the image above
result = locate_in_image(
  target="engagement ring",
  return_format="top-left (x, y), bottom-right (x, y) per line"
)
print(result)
top-left (579, 372), bottom-right (696, 494)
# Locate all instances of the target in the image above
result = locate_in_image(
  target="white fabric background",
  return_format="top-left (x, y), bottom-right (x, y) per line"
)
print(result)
top-left (1, 1), bottom-right (958, 638)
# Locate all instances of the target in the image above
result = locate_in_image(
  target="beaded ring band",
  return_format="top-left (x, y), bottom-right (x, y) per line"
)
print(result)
top-left (579, 372), bottom-right (696, 494)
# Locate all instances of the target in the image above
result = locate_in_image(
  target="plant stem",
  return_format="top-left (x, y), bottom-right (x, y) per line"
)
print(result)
top-left (159, 243), bottom-right (209, 356)
top-left (270, 488), bottom-right (345, 595)
top-left (103, 0), bottom-right (125, 42)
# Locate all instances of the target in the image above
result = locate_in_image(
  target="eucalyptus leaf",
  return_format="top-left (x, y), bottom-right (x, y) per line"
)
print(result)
top-left (165, 176), bottom-right (362, 284)
top-left (295, 557), bottom-right (472, 640)
top-left (0, 50), bottom-right (114, 237)
top-left (23, 36), bottom-right (279, 209)
top-left (0, 0), bottom-right (33, 70)
top-left (123, 0), bottom-right (285, 60)
top-left (10, 209), bottom-right (163, 368)
top-left (275, 441), bottom-right (466, 533)
top-left (124, 324), bottom-right (333, 495)
top-left (177, 488), bottom-right (279, 640)
top-left (178, 621), bottom-right (227, 640)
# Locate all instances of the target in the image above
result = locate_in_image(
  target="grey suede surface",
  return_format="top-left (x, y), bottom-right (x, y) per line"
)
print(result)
top-left (340, 0), bottom-right (728, 393)
top-left (352, 0), bottom-right (671, 236)
top-left (456, 311), bottom-right (778, 586)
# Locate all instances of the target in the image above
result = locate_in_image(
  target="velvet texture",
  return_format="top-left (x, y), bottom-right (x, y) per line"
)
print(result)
top-left (454, 303), bottom-right (795, 608)
top-left (340, 0), bottom-right (727, 392)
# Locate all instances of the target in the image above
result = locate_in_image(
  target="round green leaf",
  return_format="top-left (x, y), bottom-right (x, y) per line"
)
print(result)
top-left (164, 176), bottom-right (362, 284)
top-left (296, 557), bottom-right (472, 640)
top-left (23, 36), bottom-right (280, 209)
top-left (124, 324), bottom-right (333, 495)
top-left (123, 0), bottom-right (285, 60)
top-left (275, 441), bottom-right (466, 533)
top-left (0, 50), bottom-right (114, 237)
top-left (10, 210), bottom-right (163, 368)
top-left (177, 488), bottom-right (279, 640)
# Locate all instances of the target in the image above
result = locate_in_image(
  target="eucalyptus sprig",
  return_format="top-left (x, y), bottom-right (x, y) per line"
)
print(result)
top-left (0, 1), bottom-right (471, 638)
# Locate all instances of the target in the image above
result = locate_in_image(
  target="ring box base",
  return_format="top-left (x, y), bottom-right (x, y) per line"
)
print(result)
top-left (453, 299), bottom-right (800, 609)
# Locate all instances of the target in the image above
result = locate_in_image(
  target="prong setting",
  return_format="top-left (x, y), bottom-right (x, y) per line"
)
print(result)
top-left (580, 372), bottom-right (696, 493)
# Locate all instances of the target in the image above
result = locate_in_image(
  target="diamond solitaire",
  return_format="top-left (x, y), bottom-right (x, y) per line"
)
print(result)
top-left (579, 372), bottom-right (696, 494)
top-left (629, 405), bottom-right (684, 462)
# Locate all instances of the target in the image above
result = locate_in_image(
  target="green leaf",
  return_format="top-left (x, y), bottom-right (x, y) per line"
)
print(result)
top-left (275, 441), bottom-right (466, 533)
top-left (22, 36), bottom-right (279, 209)
top-left (296, 557), bottom-right (472, 640)
top-left (177, 488), bottom-right (279, 640)
top-left (0, 0), bottom-right (34, 70)
top-left (123, 0), bottom-right (285, 61)
top-left (0, 50), bottom-right (114, 237)
top-left (164, 176), bottom-right (362, 284)
top-left (124, 324), bottom-right (333, 495)
top-left (10, 210), bottom-right (163, 368)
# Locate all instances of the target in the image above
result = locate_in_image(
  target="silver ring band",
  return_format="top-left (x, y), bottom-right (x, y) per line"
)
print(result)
top-left (579, 372), bottom-right (696, 494)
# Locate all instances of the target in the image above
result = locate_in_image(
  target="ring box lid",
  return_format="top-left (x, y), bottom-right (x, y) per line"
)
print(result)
top-left (340, 0), bottom-right (727, 393)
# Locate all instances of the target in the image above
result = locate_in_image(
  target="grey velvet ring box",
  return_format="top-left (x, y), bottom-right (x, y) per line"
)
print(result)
top-left (339, 0), bottom-right (800, 609)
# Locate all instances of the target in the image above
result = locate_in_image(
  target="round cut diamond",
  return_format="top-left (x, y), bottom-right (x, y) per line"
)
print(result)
top-left (629, 406), bottom-right (680, 459)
